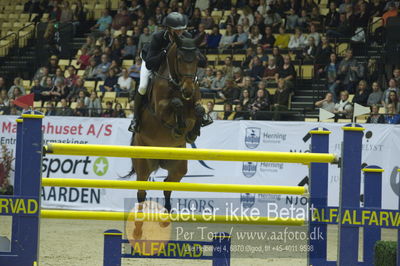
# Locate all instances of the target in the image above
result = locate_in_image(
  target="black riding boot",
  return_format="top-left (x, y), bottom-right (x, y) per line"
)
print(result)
top-left (201, 113), bottom-right (213, 127)
top-left (194, 103), bottom-right (213, 127)
top-left (128, 93), bottom-right (145, 133)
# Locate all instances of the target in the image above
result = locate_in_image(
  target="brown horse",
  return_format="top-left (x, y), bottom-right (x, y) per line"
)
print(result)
top-left (130, 33), bottom-right (204, 217)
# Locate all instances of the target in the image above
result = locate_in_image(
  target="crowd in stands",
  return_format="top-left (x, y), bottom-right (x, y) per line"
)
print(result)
top-left (0, 0), bottom-right (399, 123)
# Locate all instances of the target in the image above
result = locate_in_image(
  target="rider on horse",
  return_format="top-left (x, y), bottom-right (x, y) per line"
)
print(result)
top-left (128, 12), bottom-right (213, 133)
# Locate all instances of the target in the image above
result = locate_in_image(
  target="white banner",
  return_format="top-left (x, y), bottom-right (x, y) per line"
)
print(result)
top-left (1, 116), bottom-right (399, 212)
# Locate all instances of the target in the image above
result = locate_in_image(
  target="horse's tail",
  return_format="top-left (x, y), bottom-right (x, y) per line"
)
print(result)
top-left (120, 133), bottom-right (136, 178)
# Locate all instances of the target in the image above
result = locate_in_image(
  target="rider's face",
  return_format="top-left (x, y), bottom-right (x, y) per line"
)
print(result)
top-left (171, 29), bottom-right (183, 36)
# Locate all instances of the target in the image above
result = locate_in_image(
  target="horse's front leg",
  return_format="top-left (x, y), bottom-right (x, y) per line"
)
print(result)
top-left (170, 97), bottom-right (186, 137)
top-left (186, 103), bottom-right (205, 143)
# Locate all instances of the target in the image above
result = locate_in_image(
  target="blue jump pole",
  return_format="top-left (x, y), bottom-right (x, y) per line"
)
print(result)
top-left (0, 111), bottom-right (44, 265)
top-left (308, 128), bottom-right (331, 266)
top-left (103, 229), bottom-right (123, 266)
top-left (212, 232), bottom-right (231, 266)
top-left (337, 124), bottom-right (364, 266)
top-left (362, 165), bottom-right (383, 265)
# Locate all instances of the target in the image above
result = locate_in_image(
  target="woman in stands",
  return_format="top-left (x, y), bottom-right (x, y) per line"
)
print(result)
top-left (219, 24), bottom-right (235, 50)
top-left (366, 105), bottom-right (385, 124)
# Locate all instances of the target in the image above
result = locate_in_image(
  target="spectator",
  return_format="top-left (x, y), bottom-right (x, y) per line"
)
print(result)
top-left (226, 7), bottom-right (240, 27)
top-left (393, 68), bottom-right (400, 85)
top-left (242, 47), bottom-right (255, 69)
top-left (207, 26), bottom-right (222, 49)
top-left (82, 36), bottom-right (96, 55)
top-left (339, 0), bottom-right (352, 14)
top-left (273, 79), bottom-right (290, 120)
top-left (386, 91), bottom-right (400, 113)
top-left (238, 7), bottom-right (255, 27)
top-left (117, 68), bottom-right (133, 96)
top-left (117, 26), bottom-right (129, 47)
top-left (100, 68), bottom-right (118, 92)
top-left (257, 0), bottom-right (270, 17)
top-left (210, 70), bottom-right (226, 95)
top-left (253, 45), bottom-right (268, 65)
top-left (308, 24), bottom-right (320, 46)
top-left (366, 104), bottom-right (385, 123)
top-left (94, 54), bottom-right (111, 81)
top-left (334, 90), bottom-right (353, 120)
top-left (0, 97), bottom-right (9, 115)
top-left (44, 102), bottom-right (57, 116)
top-left (239, 17), bottom-right (251, 33)
top-left (277, 55), bottom-right (296, 90)
top-left (288, 28), bottom-right (307, 50)
top-left (323, 53), bottom-right (339, 102)
top-left (238, 76), bottom-right (256, 98)
top-left (237, 89), bottom-right (252, 110)
top-left (325, 2), bottom-right (340, 29)
top-left (56, 99), bottom-right (73, 116)
top-left (41, 77), bottom-right (54, 103)
top-left (355, 1), bottom-right (370, 29)
top-left (53, 68), bottom-right (65, 86)
top-left (385, 103), bottom-right (400, 124)
top-left (189, 8), bottom-right (202, 30)
top-left (138, 27), bottom-right (152, 53)
top-left (73, 0), bottom-right (87, 29)
top-left (102, 29), bottom-right (114, 48)
top-left (34, 67), bottom-right (50, 88)
top-left (367, 82), bottom-right (383, 106)
top-left (301, 37), bottom-right (318, 62)
top-left (249, 26), bottom-right (263, 47)
top-left (91, 9), bottom-right (112, 35)
top-left (263, 57), bottom-right (278, 84)
top-left (122, 37), bottom-right (137, 59)
top-left (337, 49), bottom-right (362, 93)
top-left (274, 26), bottom-right (290, 49)
top-left (50, 80), bottom-right (70, 102)
top-left (147, 18), bottom-right (158, 34)
top-left (200, 8), bottom-right (214, 29)
top-left (286, 8), bottom-right (299, 31)
top-left (9, 87), bottom-right (23, 101)
top-left (77, 46), bottom-right (91, 70)
top-left (254, 12), bottom-right (266, 34)
top-left (113, 103), bottom-right (126, 118)
top-left (74, 99), bottom-right (88, 116)
top-left (326, 13), bottom-right (353, 39)
top-left (233, 104), bottom-right (248, 120)
top-left (199, 67), bottom-right (215, 94)
top-left (382, 79), bottom-right (399, 106)
top-left (370, 0), bottom-right (385, 17)
top-left (8, 77), bottom-right (26, 98)
top-left (60, 1), bottom-right (73, 23)
top-left (67, 78), bottom-right (88, 102)
top-left (315, 36), bottom-right (333, 69)
top-left (249, 57), bottom-right (265, 81)
top-left (206, 101), bottom-right (218, 120)
top-left (352, 80), bottom-right (370, 106)
top-left (0, 77), bottom-right (7, 92)
top-left (382, 2), bottom-right (398, 26)
top-left (0, 90), bottom-right (9, 106)
top-left (218, 79), bottom-right (240, 103)
top-left (297, 10), bottom-right (311, 30)
top-left (101, 101), bottom-right (114, 117)
top-left (47, 55), bottom-right (59, 76)
top-left (260, 26), bottom-right (275, 49)
top-left (231, 25), bottom-right (248, 49)
top-left (195, 24), bottom-right (207, 49)
top-left (31, 79), bottom-right (45, 101)
top-left (315, 92), bottom-right (335, 113)
top-left (222, 103), bottom-right (235, 120)
top-left (65, 66), bottom-right (78, 87)
top-left (128, 56), bottom-right (141, 87)
top-left (84, 91), bottom-right (101, 117)
top-left (219, 24), bottom-right (235, 49)
top-left (233, 68), bottom-right (243, 85)
top-left (112, 7), bottom-right (132, 30)
top-left (310, 7), bottom-right (324, 28)
top-left (264, 9), bottom-right (282, 30)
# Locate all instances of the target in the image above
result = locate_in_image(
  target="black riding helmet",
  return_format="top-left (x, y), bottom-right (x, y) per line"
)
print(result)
top-left (163, 12), bottom-right (188, 30)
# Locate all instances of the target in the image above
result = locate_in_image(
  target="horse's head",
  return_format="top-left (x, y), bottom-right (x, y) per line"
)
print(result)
top-left (168, 32), bottom-right (204, 100)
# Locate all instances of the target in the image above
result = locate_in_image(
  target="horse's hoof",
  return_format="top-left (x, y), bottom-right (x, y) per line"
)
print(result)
top-left (159, 221), bottom-right (171, 228)
top-left (172, 129), bottom-right (184, 139)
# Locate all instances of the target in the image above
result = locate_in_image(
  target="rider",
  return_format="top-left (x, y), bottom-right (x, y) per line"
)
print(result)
top-left (128, 12), bottom-right (212, 133)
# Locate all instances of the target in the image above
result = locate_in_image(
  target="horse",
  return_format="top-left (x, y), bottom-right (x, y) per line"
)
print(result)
top-left (128, 33), bottom-right (205, 236)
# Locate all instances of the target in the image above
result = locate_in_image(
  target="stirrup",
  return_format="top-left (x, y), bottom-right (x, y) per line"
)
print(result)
top-left (128, 119), bottom-right (140, 133)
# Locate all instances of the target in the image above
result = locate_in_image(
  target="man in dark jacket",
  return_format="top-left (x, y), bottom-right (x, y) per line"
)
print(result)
top-left (128, 12), bottom-right (211, 133)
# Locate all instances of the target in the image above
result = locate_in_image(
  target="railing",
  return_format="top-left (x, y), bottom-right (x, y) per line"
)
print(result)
top-left (0, 32), bottom-right (18, 58)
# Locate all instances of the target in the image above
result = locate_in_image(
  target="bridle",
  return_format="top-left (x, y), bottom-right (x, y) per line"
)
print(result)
top-left (156, 42), bottom-right (198, 100)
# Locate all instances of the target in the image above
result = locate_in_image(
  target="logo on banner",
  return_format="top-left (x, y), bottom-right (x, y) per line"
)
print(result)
top-left (242, 162), bottom-right (257, 177)
top-left (260, 162), bottom-right (284, 172)
top-left (241, 193), bottom-right (255, 208)
top-left (93, 157), bottom-right (109, 176)
top-left (262, 131), bottom-right (287, 144)
top-left (245, 127), bottom-right (261, 149)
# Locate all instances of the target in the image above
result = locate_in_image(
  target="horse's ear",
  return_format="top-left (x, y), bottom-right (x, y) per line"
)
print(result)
top-left (194, 33), bottom-right (205, 47)
top-left (172, 32), bottom-right (182, 47)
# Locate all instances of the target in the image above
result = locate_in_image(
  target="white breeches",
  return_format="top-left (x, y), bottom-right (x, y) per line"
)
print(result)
top-left (138, 60), bottom-right (151, 95)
